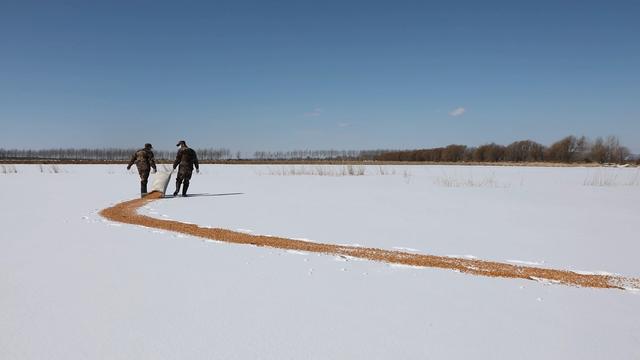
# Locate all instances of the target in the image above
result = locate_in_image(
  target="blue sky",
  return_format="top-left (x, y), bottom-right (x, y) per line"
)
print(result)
top-left (1, 0), bottom-right (639, 153)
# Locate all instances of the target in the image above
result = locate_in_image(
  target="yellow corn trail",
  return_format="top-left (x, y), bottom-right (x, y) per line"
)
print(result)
top-left (100, 192), bottom-right (640, 291)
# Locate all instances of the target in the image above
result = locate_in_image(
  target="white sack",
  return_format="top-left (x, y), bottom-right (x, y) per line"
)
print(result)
top-left (150, 170), bottom-right (173, 195)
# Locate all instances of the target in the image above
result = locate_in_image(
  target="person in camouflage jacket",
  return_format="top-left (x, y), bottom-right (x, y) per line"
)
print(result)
top-left (173, 140), bottom-right (199, 196)
top-left (127, 143), bottom-right (157, 196)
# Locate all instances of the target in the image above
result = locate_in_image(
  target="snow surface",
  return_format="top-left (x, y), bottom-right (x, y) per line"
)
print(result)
top-left (1, 164), bottom-right (639, 359)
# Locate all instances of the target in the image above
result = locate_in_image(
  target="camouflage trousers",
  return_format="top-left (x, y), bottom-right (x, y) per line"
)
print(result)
top-left (137, 166), bottom-right (150, 193)
top-left (175, 166), bottom-right (193, 194)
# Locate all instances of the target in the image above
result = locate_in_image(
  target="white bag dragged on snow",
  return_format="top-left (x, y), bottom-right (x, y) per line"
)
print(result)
top-left (150, 170), bottom-right (173, 195)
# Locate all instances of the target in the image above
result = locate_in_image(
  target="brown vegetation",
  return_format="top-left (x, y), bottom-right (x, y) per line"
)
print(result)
top-left (375, 135), bottom-right (632, 164)
top-left (255, 139), bottom-right (633, 164)
top-left (1, 135), bottom-right (634, 165)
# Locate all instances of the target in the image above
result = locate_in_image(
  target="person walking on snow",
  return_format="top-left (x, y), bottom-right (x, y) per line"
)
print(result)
top-left (127, 143), bottom-right (157, 197)
top-left (173, 140), bottom-right (199, 196)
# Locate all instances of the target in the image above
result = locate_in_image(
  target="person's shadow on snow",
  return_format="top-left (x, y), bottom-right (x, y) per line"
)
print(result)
top-left (165, 192), bottom-right (244, 198)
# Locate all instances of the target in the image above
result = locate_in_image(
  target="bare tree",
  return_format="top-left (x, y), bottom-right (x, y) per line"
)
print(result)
top-left (545, 136), bottom-right (579, 163)
top-left (505, 140), bottom-right (545, 162)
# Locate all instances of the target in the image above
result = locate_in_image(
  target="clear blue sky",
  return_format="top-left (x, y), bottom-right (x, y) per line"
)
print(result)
top-left (1, 0), bottom-right (639, 153)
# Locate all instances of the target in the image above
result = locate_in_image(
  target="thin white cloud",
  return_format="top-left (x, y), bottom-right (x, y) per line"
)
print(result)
top-left (304, 107), bottom-right (322, 117)
top-left (338, 122), bottom-right (350, 128)
top-left (449, 107), bottom-right (466, 117)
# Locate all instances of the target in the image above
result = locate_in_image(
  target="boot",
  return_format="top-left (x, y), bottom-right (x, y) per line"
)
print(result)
top-left (173, 179), bottom-right (182, 197)
top-left (182, 182), bottom-right (189, 197)
top-left (141, 183), bottom-right (148, 198)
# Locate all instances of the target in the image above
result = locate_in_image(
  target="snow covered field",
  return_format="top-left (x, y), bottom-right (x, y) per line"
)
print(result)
top-left (2, 164), bottom-right (639, 359)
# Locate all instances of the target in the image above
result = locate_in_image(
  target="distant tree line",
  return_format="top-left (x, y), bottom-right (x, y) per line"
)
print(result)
top-left (375, 135), bottom-right (634, 164)
top-left (0, 147), bottom-right (233, 161)
top-left (253, 149), bottom-right (388, 161)
top-left (0, 136), bottom-right (635, 164)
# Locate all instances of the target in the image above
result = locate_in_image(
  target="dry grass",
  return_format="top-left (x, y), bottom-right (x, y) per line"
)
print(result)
top-left (257, 165), bottom-right (413, 177)
top-left (583, 169), bottom-right (640, 187)
top-left (0, 164), bottom-right (17, 174)
top-left (1, 159), bottom-right (615, 167)
top-left (377, 165), bottom-right (396, 175)
top-left (434, 171), bottom-right (509, 188)
top-left (38, 164), bottom-right (66, 173)
top-left (402, 169), bottom-right (413, 183)
top-left (259, 165), bottom-right (366, 176)
top-left (49, 164), bottom-right (65, 174)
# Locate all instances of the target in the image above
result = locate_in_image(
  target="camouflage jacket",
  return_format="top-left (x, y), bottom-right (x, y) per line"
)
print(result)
top-left (173, 147), bottom-right (199, 170)
top-left (128, 148), bottom-right (157, 171)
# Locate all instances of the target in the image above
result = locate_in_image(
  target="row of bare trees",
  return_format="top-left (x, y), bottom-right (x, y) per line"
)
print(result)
top-left (0, 136), bottom-right (634, 163)
top-left (375, 136), bottom-right (633, 164)
top-left (253, 149), bottom-right (388, 160)
top-left (0, 148), bottom-right (233, 161)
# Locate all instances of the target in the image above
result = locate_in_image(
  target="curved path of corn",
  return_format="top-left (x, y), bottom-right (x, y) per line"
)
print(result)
top-left (101, 192), bottom-right (640, 291)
